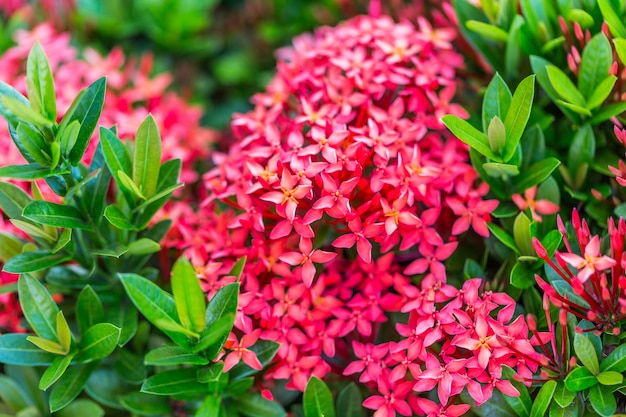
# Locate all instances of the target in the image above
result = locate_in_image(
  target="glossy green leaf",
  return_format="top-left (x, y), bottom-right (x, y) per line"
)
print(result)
top-left (564, 366), bottom-right (598, 391)
top-left (512, 158), bottom-right (560, 194)
top-left (113, 350), bottom-right (147, 384)
top-left (0, 375), bottom-right (30, 412)
top-left (172, 256), bottom-right (206, 333)
top-left (23, 201), bottom-right (90, 230)
top-left (598, 0), bottom-right (626, 38)
top-left (201, 283), bottom-right (239, 358)
top-left (237, 393), bottom-right (286, 417)
top-left (0, 163), bottom-right (66, 180)
top-left (126, 238), bottom-right (160, 256)
top-left (84, 368), bottom-right (125, 410)
top-left (615, 38), bottom-right (626, 66)
top-left (120, 392), bottom-right (171, 416)
top-left (104, 205), bottom-right (137, 231)
top-left (600, 343), bottom-right (626, 373)
top-left (337, 383), bottom-right (364, 417)
top-left (530, 379), bottom-right (556, 417)
top-left (49, 361), bottom-right (98, 413)
top-left (145, 345), bottom-right (208, 366)
top-left (1, 96), bottom-right (53, 128)
top-left (586, 76), bottom-right (617, 110)
top-left (100, 127), bottom-right (134, 203)
top-left (452, 0), bottom-right (502, 72)
top-left (55, 399), bottom-right (104, 417)
top-left (18, 274), bottom-right (59, 341)
top-left (588, 101), bottom-right (626, 125)
top-left (442, 115), bottom-right (498, 160)
top-left (0, 333), bottom-right (55, 365)
top-left (196, 396), bottom-right (221, 417)
top-left (553, 381), bottom-right (576, 408)
top-left (16, 122), bottom-right (49, 166)
top-left (487, 223), bottom-right (518, 253)
top-left (482, 162), bottom-right (519, 178)
top-left (51, 228), bottom-right (72, 254)
top-left (118, 170), bottom-right (145, 199)
top-left (0, 182), bottom-right (31, 219)
top-left (133, 115), bottom-right (162, 197)
top-left (84, 143), bottom-right (110, 225)
top-left (197, 363), bottom-right (225, 384)
top-left (155, 317), bottom-right (200, 339)
top-left (5, 251), bottom-right (71, 273)
top-left (57, 77), bottom-right (106, 165)
top-left (589, 384), bottom-right (617, 417)
top-left (76, 323), bottom-right (120, 362)
top-left (574, 332), bottom-right (600, 374)
top-left (303, 376), bottom-right (335, 417)
top-left (141, 368), bottom-right (207, 396)
top-left (502, 75), bottom-right (535, 162)
top-left (482, 73), bottom-right (512, 132)
top-left (57, 120), bottom-right (80, 156)
top-left (133, 183), bottom-right (184, 212)
top-left (546, 66), bottom-right (585, 107)
top-left (119, 273), bottom-right (189, 347)
top-left (91, 244), bottom-right (128, 258)
top-left (578, 33), bottom-right (612, 99)
top-left (466, 20), bottom-right (509, 42)
top-left (597, 371), bottom-right (623, 385)
top-left (26, 42), bottom-right (56, 121)
top-left (229, 256), bottom-right (247, 280)
top-left (39, 352), bottom-right (76, 391)
top-left (76, 286), bottom-right (104, 335)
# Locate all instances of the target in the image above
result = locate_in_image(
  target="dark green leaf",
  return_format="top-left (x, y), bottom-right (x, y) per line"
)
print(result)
top-left (172, 256), bottom-right (206, 333)
top-left (23, 201), bottom-right (90, 230)
top-left (5, 251), bottom-right (71, 274)
top-left (0, 182), bottom-right (31, 219)
top-left (57, 120), bottom-right (80, 156)
top-left (0, 333), bottom-right (55, 365)
top-left (18, 274), bottom-right (59, 340)
top-left (91, 244), bottom-right (128, 258)
top-left (26, 42), bottom-right (56, 121)
top-left (76, 286), bottom-right (104, 335)
top-left (589, 384), bottom-right (617, 417)
top-left (574, 332), bottom-right (599, 374)
top-left (337, 383), bottom-right (364, 417)
top-left (84, 143), bottom-right (110, 225)
top-left (145, 346), bottom-right (209, 366)
top-left (600, 343), bottom-right (626, 373)
top-left (113, 350), bottom-right (147, 384)
top-left (578, 33), bottom-right (612, 99)
top-left (133, 115), bottom-right (161, 198)
top-left (0, 375), bottom-right (30, 412)
top-left (529, 56), bottom-right (578, 121)
top-left (136, 159), bottom-right (182, 229)
top-left (100, 127), bottom-right (134, 205)
top-left (236, 393), bottom-right (286, 417)
top-left (512, 158), bottom-right (561, 194)
top-left (487, 223), bottom-right (519, 253)
top-left (197, 363), bottom-right (224, 383)
top-left (553, 381), bottom-right (576, 408)
top-left (503, 75), bottom-right (535, 162)
top-left (58, 77), bottom-right (106, 165)
top-left (0, 164), bottom-right (66, 180)
top-left (567, 124), bottom-right (594, 180)
top-left (141, 368), bottom-right (207, 396)
top-left (76, 323), bottom-right (120, 362)
top-left (564, 366), bottom-right (598, 391)
top-left (39, 352), bottom-right (76, 391)
top-left (442, 115), bottom-right (498, 160)
top-left (49, 361), bottom-right (98, 413)
top-left (17, 123), bottom-right (50, 166)
top-left (55, 399), bottom-right (104, 417)
top-left (84, 368), bottom-right (125, 410)
top-left (201, 283), bottom-right (239, 359)
top-left (104, 205), bottom-right (138, 231)
top-left (51, 228), bottom-right (72, 254)
top-left (530, 379), bottom-right (556, 417)
top-left (119, 273), bottom-right (189, 348)
top-left (303, 376), bottom-right (335, 417)
top-left (120, 392), bottom-right (171, 416)
top-left (510, 261), bottom-right (535, 289)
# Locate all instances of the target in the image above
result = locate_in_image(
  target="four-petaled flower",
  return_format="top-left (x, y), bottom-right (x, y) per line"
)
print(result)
top-left (559, 235), bottom-right (616, 283)
top-left (279, 238), bottom-right (337, 287)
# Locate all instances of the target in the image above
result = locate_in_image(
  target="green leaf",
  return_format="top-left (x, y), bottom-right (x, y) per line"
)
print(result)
top-left (120, 392), bottom-right (171, 416)
top-left (39, 352), bottom-right (76, 391)
top-left (18, 274), bottom-right (59, 340)
top-left (55, 399), bottom-right (104, 417)
top-left (442, 115), bottom-right (498, 160)
top-left (512, 158), bottom-right (561, 194)
top-left (0, 333), bottom-right (55, 365)
top-left (597, 371), bottom-right (623, 385)
top-left (23, 201), bottom-right (91, 230)
top-left (452, 0), bottom-right (502, 72)
top-left (196, 396), bottom-right (222, 417)
top-left (84, 143), bottom-right (110, 225)
top-left (133, 182), bottom-right (184, 212)
top-left (136, 158), bottom-right (182, 229)
top-left (615, 38), bottom-right (626, 66)
top-left (236, 393), bottom-right (286, 417)
top-left (229, 256), bottom-right (247, 280)
top-left (26, 42), bottom-right (56, 121)
top-left (76, 286), bottom-right (104, 335)
top-left (0, 375), bottom-right (30, 412)
top-left (57, 120), bottom-right (80, 156)
top-left (1, 96), bottom-right (53, 128)
top-left (487, 223), bottom-right (519, 253)
top-left (466, 20), bottom-right (509, 42)
top-left (172, 256), bottom-right (206, 333)
top-left (304, 376), bottom-right (335, 417)
top-left (118, 170), bottom-right (145, 200)
top-left (482, 162), bottom-right (519, 178)
top-left (5, 251), bottom-right (71, 273)
top-left (567, 124), bottom-right (594, 186)
top-left (588, 101), bottom-right (626, 125)
top-left (513, 212), bottom-right (533, 256)
top-left (84, 368), bottom-right (125, 410)
top-left (530, 379), bottom-right (556, 417)
top-left (58, 77), bottom-right (106, 165)
top-left (76, 323), bottom-right (120, 362)
top-left (600, 343), bottom-right (626, 373)
top-left (145, 346), bottom-right (209, 366)
top-left (100, 127), bottom-right (134, 204)
top-left (482, 73), bottom-right (512, 132)
top-left (0, 163), bottom-right (66, 180)
top-left (510, 261), bottom-right (535, 289)
top-left (11, 219), bottom-right (57, 243)
top-left (133, 115), bottom-right (162, 198)
top-left (598, 0), bottom-right (626, 38)
top-left (578, 33), bottom-right (612, 99)
top-left (114, 350), bottom-right (147, 384)
top-left (546, 66), bottom-right (585, 107)
top-left (141, 368), bottom-right (207, 396)
top-left (26, 336), bottom-right (66, 355)
top-left (0, 182), bottom-right (31, 219)
top-left (564, 366), bottom-right (598, 391)
top-left (91, 244), bottom-right (128, 258)
top-left (553, 381), bottom-right (576, 408)
top-left (487, 116), bottom-right (506, 154)
top-left (586, 76), bottom-right (617, 110)
top-left (56, 311), bottom-right (72, 352)
top-left (126, 238), bottom-right (160, 256)
top-left (119, 273), bottom-right (189, 348)
top-left (201, 283), bottom-right (239, 359)
top-left (104, 205), bottom-right (138, 231)
top-left (337, 383), bottom-right (364, 417)
top-left (16, 122), bottom-right (50, 166)
top-left (197, 363), bottom-right (224, 384)
top-left (52, 228), bottom-right (72, 254)
top-left (530, 56), bottom-right (578, 121)
top-left (49, 361), bottom-right (98, 413)
top-left (589, 384), bottom-right (617, 417)
top-left (503, 75), bottom-right (535, 162)
top-left (155, 317), bottom-right (200, 339)
top-left (574, 332), bottom-right (600, 374)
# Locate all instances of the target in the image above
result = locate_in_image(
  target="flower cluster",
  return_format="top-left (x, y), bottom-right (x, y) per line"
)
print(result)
top-left (0, 23), bottom-right (216, 332)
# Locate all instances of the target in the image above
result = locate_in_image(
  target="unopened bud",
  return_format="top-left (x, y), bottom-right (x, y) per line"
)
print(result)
top-left (487, 116), bottom-right (506, 154)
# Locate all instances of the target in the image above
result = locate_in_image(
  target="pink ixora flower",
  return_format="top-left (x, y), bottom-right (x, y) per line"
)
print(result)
top-left (512, 186), bottom-right (559, 222)
top-left (558, 235), bottom-right (616, 283)
top-left (279, 237), bottom-right (337, 287)
top-left (222, 329), bottom-right (263, 372)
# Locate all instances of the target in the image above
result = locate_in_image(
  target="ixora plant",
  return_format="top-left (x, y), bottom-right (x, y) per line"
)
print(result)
top-left (3, 2), bottom-right (626, 417)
